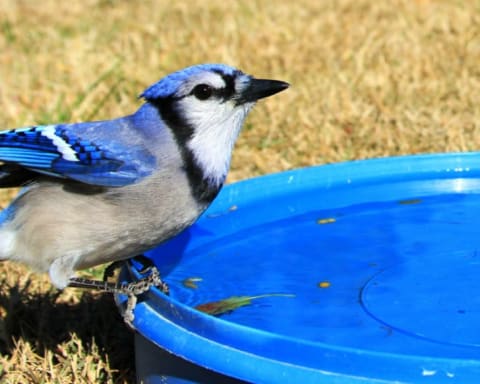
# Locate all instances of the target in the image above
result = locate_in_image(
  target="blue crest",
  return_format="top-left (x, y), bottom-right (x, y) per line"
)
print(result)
top-left (140, 63), bottom-right (239, 100)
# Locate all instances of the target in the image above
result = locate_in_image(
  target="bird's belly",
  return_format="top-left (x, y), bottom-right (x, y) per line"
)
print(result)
top-left (75, 206), bottom-right (203, 270)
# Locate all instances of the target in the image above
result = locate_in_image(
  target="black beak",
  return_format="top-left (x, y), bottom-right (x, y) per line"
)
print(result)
top-left (237, 78), bottom-right (289, 104)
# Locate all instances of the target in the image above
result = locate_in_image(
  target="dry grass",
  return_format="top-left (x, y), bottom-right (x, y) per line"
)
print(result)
top-left (0, 0), bottom-right (479, 382)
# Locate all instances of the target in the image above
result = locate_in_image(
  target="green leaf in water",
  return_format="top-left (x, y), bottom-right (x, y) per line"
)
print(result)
top-left (195, 293), bottom-right (295, 316)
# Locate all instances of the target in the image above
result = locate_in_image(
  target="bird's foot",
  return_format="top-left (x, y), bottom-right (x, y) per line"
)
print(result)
top-left (118, 266), bottom-right (169, 326)
top-left (68, 255), bottom-right (169, 326)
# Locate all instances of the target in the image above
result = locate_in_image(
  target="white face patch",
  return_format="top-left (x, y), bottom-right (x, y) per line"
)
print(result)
top-left (172, 70), bottom-right (255, 186)
top-left (41, 125), bottom-right (79, 162)
top-left (182, 97), bottom-right (254, 186)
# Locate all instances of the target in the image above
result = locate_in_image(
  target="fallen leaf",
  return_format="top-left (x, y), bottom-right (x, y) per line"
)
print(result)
top-left (182, 277), bottom-right (203, 289)
top-left (316, 218), bottom-right (336, 224)
top-left (398, 198), bottom-right (422, 205)
top-left (195, 293), bottom-right (295, 316)
top-left (317, 281), bottom-right (331, 288)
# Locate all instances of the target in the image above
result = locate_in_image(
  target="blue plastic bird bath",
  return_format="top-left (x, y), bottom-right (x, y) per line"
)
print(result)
top-left (117, 152), bottom-right (480, 383)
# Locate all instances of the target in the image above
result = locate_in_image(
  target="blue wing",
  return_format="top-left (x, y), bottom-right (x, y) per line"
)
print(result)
top-left (0, 118), bottom-right (156, 188)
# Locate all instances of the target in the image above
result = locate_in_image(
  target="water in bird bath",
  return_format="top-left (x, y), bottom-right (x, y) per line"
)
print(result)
top-left (163, 193), bottom-right (480, 355)
top-left (123, 154), bottom-right (480, 383)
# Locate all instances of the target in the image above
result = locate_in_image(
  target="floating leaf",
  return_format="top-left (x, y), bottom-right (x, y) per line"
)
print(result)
top-left (317, 281), bottom-right (331, 288)
top-left (316, 217), bottom-right (336, 224)
top-left (195, 293), bottom-right (295, 316)
top-left (398, 198), bottom-right (422, 205)
top-left (182, 277), bottom-right (203, 289)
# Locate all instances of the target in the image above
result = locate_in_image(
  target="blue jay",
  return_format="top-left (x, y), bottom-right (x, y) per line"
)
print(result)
top-left (0, 64), bottom-right (288, 316)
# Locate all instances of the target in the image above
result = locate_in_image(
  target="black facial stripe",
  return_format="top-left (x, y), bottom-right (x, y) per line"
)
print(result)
top-left (177, 144), bottom-right (222, 204)
top-left (164, 72), bottom-right (237, 103)
top-left (152, 96), bottom-right (194, 142)
top-left (213, 71), bottom-right (236, 101)
top-left (149, 97), bottom-right (222, 204)
top-left (186, 79), bottom-right (236, 102)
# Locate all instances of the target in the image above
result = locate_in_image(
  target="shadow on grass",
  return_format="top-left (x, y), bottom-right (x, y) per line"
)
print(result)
top-left (0, 282), bottom-right (135, 383)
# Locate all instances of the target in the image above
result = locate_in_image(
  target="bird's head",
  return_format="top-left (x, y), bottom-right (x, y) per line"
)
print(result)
top-left (141, 64), bottom-right (289, 198)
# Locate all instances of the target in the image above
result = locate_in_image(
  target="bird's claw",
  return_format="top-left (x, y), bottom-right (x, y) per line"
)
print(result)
top-left (118, 266), bottom-right (169, 327)
top-left (68, 257), bottom-right (169, 327)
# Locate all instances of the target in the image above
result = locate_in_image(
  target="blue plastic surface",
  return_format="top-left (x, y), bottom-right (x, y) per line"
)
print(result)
top-left (119, 152), bottom-right (480, 383)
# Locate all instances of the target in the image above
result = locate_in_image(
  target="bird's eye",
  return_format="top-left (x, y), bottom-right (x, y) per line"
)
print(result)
top-left (192, 84), bottom-right (213, 100)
